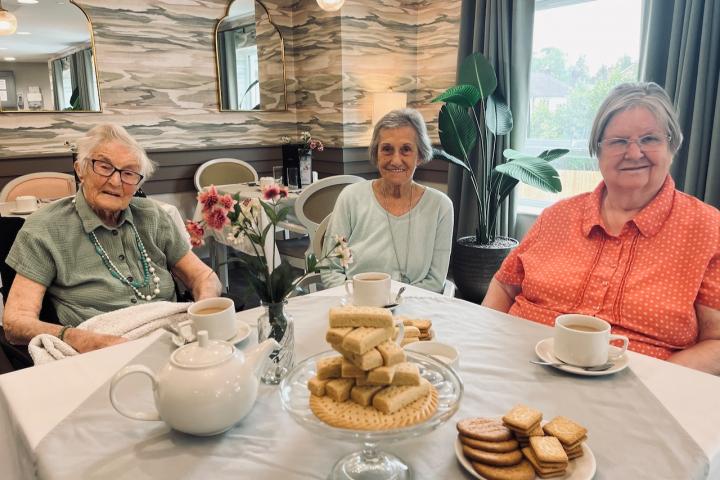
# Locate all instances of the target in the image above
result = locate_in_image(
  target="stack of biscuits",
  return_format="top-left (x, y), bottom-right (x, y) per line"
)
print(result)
top-left (456, 418), bottom-right (535, 480)
top-left (457, 405), bottom-right (588, 479)
top-left (307, 306), bottom-right (434, 421)
top-left (395, 316), bottom-right (433, 345)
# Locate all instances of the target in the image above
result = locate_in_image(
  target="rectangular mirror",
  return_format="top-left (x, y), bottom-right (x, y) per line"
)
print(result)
top-left (0, 0), bottom-right (101, 113)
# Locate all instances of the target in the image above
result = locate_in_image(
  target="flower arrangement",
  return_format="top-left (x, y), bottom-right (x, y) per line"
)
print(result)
top-left (281, 131), bottom-right (324, 157)
top-left (185, 184), bottom-right (352, 303)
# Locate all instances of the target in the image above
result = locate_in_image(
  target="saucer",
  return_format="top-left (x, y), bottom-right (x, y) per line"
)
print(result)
top-left (228, 320), bottom-right (252, 345)
top-left (455, 436), bottom-right (596, 480)
top-left (10, 209), bottom-right (37, 215)
top-left (174, 320), bottom-right (251, 346)
top-left (534, 337), bottom-right (629, 376)
top-left (340, 293), bottom-right (404, 310)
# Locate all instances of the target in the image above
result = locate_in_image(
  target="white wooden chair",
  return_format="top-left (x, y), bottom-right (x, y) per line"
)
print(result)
top-left (194, 158), bottom-right (258, 191)
top-left (0, 172), bottom-right (76, 202)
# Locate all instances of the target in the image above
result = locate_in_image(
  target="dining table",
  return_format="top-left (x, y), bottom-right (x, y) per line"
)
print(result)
top-left (0, 283), bottom-right (718, 479)
top-left (193, 182), bottom-right (304, 289)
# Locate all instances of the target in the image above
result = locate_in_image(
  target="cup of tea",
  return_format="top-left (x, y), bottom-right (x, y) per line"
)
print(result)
top-left (553, 314), bottom-right (629, 367)
top-left (259, 176), bottom-right (275, 189)
top-left (183, 297), bottom-right (236, 341)
top-left (15, 195), bottom-right (38, 212)
top-left (344, 272), bottom-right (391, 307)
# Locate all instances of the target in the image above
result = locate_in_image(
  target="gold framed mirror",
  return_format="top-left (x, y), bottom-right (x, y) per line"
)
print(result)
top-left (0, 0), bottom-right (101, 113)
top-left (215, 0), bottom-right (287, 111)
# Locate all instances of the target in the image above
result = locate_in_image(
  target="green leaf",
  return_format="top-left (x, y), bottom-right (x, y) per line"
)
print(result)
top-left (306, 253), bottom-right (318, 273)
top-left (260, 223), bottom-right (273, 245)
top-left (438, 103), bottom-right (477, 162)
top-left (260, 200), bottom-right (277, 224)
top-left (494, 157), bottom-right (562, 193)
top-left (458, 52), bottom-right (497, 99)
top-left (432, 84), bottom-right (482, 107)
top-left (491, 170), bottom-right (520, 206)
top-left (269, 263), bottom-right (295, 301)
top-left (485, 92), bottom-right (513, 136)
top-left (275, 205), bottom-right (291, 223)
top-left (502, 148), bottom-right (526, 160)
top-left (432, 148), bottom-right (472, 174)
top-left (538, 148), bottom-right (570, 162)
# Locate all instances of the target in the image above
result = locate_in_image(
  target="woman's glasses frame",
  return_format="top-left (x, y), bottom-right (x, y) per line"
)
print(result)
top-left (91, 159), bottom-right (144, 185)
top-left (598, 134), bottom-right (672, 156)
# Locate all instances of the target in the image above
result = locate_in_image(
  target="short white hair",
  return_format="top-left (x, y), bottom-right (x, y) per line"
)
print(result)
top-left (75, 124), bottom-right (156, 181)
top-left (369, 108), bottom-right (433, 166)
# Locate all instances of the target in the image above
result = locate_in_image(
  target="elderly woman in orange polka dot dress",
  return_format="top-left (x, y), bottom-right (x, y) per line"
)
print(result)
top-left (483, 82), bottom-right (720, 375)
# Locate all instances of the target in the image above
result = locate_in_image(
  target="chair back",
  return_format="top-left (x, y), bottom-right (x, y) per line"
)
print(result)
top-left (0, 172), bottom-right (76, 202)
top-left (311, 214), bottom-right (332, 259)
top-left (0, 216), bottom-right (25, 301)
top-left (194, 158), bottom-right (259, 191)
top-left (294, 175), bottom-right (363, 239)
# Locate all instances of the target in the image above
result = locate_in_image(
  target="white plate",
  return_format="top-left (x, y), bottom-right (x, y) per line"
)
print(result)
top-left (535, 337), bottom-right (629, 376)
top-left (340, 291), bottom-right (404, 309)
top-left (228, 320), bottom-right (252, 345)
top-left (10, 209), bottom-right (37, 215)
top-left (454, 436), bottom-right (596, 480)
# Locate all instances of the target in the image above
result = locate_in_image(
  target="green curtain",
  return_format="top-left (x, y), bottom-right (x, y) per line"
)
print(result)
top-left (640, 0), bottom-right (720, 208)
top-left (447, 0), bottom-right (535, 241)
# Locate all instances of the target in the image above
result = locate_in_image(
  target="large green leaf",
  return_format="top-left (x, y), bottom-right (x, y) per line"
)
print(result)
top-left (494, 157), bottom-right (562, 193)
top-left (458, 52), bottom-right (497, 99)
top-left (432, 84), bottom-right (482, 107)
top-left (485, 92), bottom-right (513, 136)
top-left (432, 148), bottom-right (472, 174)
top-left (538, 148), bottom-right (570, 162)
top-left (502, 148), bottom-right (526, 160)
top-left (438, 103), bottom-right (477, 162)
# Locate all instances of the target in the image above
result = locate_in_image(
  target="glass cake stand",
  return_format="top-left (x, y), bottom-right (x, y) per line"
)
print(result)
top-left (279, 350), bottom-right (464, 480)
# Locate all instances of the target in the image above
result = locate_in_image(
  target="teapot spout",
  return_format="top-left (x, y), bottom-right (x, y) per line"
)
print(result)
top-left (247, 339), bottom-right (280, 378)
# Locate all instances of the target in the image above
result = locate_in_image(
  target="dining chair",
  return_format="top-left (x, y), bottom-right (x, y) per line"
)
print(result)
top-left (194, 158), bottom-right (259, 191)
top-left (276, 175), bottom-right (362, 271)
top-left (0, 172), bottom-right (76, 202)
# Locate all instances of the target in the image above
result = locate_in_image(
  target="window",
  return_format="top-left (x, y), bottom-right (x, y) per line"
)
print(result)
top-left (520, 0), bottom-right (642, 210)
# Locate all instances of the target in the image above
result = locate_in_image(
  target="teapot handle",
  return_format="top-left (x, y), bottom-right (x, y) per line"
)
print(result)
top-left (109, 365), bottom-right (161, 421)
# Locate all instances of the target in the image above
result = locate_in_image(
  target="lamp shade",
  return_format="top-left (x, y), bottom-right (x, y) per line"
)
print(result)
top-left (372, 92), bottom-right (408, 126)
top-left (0, 7), bottom-right (17, 36)
top-left (316, 0), bottom-right (345, 12)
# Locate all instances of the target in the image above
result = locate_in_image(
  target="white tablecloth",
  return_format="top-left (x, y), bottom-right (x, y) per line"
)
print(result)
top-left (1, 283), bottom-right (718, 479)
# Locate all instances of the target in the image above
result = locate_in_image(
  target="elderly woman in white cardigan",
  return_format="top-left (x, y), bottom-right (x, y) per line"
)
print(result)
top-left (321, 108), bottom-right (454, 293)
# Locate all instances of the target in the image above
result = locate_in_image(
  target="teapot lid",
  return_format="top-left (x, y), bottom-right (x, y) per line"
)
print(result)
top-left (172, 331), bottom-right (234, 368)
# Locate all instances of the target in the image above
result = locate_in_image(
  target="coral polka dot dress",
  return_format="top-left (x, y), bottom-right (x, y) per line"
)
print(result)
top-left (496, 176), bottom-right (720, 359)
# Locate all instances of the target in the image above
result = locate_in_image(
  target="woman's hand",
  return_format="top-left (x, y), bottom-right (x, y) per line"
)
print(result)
top-left (62, 329), bottom-right (128, 354)
top-left (171, 251), bottom-right (222, 300)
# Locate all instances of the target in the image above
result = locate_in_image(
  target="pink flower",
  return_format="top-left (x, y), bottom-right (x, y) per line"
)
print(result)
top-left (203, 206), bottom-right (229, 230)
top-left (218, 193), bottom-right (236, 211)
top-left (185, 220), bottom-right (205, 247)
top-left (198, 185), bottom-right (220, 212)
top-left (262, 184), bottom-right (288, 201)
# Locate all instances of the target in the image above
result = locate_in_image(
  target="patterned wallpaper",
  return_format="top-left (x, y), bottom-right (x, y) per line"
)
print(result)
top-left (0, 0), bottom-right (459, 157)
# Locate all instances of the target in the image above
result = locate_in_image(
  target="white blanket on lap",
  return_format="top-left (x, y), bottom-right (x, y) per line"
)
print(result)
top-left (28, 301), bottom-right (191, 365)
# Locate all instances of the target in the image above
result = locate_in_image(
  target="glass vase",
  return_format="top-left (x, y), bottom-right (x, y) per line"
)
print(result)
top-left (299, 152), bottom-right (312, 187)
top-left (257, 300), bottom-right (295, 385)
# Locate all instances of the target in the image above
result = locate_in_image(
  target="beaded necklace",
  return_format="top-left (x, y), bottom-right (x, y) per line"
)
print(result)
top-left (88, 224), bottom-right (161, 301)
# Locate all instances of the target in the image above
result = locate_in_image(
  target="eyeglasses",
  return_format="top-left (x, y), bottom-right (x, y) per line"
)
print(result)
top-left (91, 159), bottom-right (144, 185)
top-left (598, 134), bottom-right (671, 155)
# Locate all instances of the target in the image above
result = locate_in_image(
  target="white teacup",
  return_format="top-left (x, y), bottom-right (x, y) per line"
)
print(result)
top-left (554, 314), bottom-right (629, 367)
top-left (181, 297), bottom-right (236, 341)
top-left (404, 341), bottom-right (459, 369)
top-left (259, 176), bottom-right (276, 188)
top-left (345, 272), bottom-right (391, 307)
top-left (15, 195), bottom-right (38, 212)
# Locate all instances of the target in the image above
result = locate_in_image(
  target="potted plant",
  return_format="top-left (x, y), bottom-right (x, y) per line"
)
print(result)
top-left (432, 52), bottom-right (568, 302)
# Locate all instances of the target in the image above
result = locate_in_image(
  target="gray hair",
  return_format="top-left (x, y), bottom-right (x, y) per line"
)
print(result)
top-left (589, 82), bottom-right (683, 157)
top-left (369, 108), bottom-right (433, 166)
top-left (75, 123), bottom-right (156, 182)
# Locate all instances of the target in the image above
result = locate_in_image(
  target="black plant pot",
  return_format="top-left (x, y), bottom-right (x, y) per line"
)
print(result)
top-left (451, 235), bottom-right (519, 304)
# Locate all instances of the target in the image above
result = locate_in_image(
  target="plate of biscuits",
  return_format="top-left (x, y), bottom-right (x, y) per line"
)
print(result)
top-left (455, 405), bottom-right (596, 480)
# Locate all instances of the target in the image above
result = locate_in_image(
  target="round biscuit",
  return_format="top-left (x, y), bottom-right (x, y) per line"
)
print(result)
top-left (457, 417), bottom-right (514, 442)
top-left (470, 458), bottom-right (535, 480)
top-left (459, 435), bottom-right (519, 453)
top-left (462, 445), bottom-right (522, 466)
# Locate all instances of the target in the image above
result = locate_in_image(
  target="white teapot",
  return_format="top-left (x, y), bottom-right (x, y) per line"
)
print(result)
top-left (109, 331), bottom-right (279, 436)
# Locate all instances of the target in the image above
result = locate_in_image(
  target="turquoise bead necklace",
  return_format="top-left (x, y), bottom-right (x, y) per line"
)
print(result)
top-left (88, 224), bottom-right (161, 301)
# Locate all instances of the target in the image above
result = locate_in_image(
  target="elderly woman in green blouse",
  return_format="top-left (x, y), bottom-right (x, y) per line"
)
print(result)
top-left (321, 108), bottom-right (454, 292)
top-left (2, 124), bottom-right (221, 354)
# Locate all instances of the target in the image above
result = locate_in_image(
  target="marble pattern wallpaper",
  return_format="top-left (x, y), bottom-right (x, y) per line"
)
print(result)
top-left (0, 0), bottom-right (459, 158)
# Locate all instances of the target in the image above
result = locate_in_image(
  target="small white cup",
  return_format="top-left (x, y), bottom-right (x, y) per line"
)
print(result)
top-left (345, 272), bottom-right (391, 307)
top-left (15, 195), bottom-right (38, 212)
top-left (259, 176), bottom-right (275, 188)
top-left (554, 314), bottom-right (629, 367)
top-left (182, 297), bottom-right (236, 341)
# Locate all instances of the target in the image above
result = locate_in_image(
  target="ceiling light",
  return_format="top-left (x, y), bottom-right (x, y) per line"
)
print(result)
top-left (18, 0), bottom-right (39, 4)
top-left (3, 57), bottom-right (16, 61)
top-left (16, 31), bottom-right (31, 35)
top-left (0, 1), bottom-right (17, 36)
top-left (316, 0), bottom-right (345, 12)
